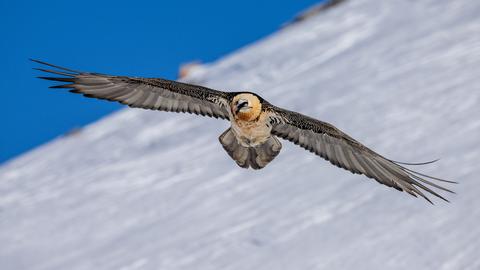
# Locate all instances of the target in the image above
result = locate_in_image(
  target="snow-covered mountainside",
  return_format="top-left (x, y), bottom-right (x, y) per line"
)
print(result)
top-left (1, 0), bottom-right (480, 269)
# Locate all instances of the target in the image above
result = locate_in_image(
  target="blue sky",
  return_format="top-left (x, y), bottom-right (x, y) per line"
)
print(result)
top-left (0, 0), bottom-right (323, 163)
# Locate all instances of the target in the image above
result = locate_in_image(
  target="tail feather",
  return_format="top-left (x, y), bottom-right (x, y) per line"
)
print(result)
top-left (219, 128), bottom-right (282, 169)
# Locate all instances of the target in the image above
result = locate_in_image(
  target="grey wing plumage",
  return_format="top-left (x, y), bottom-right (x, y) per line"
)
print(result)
top-left (32, 59), bottom-right (231, 119)
top-left (268, 105), bottom-right (455, 203)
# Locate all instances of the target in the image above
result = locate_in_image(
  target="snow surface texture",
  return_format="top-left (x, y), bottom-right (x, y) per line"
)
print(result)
top-left (1, 0), bottom-right (480, 269)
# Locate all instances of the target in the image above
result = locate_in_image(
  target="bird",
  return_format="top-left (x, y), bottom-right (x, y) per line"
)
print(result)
top-left (32, 59), bottom-right (455, 203)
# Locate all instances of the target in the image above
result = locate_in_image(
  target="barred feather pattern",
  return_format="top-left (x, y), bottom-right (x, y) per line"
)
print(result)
top-left (32, 59), bottom-right (232, 120)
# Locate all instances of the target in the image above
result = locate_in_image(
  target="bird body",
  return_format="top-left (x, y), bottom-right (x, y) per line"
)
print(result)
top-left (32, 59), bottom-right (455, 203)
top-left (230, 112), bottom-right (272, 147)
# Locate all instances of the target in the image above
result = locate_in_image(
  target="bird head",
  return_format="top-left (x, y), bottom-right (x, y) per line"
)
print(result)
top-left (232, 93), bottom-right (262, 121)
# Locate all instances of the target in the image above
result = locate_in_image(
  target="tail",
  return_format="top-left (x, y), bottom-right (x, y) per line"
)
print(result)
top-left (219, 128), bottom-right (282, 170)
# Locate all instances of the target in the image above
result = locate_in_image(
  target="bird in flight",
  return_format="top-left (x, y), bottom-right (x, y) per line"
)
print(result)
top-left (32, 59), bottom-right (455, 203)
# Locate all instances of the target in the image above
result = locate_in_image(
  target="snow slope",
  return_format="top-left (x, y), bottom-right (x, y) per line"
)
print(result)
top-left (1, 0), bottom-right (480, 269)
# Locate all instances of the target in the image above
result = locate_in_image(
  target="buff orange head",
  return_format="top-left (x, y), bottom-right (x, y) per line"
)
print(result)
top-left (231, 93), bottom-right (262, 121)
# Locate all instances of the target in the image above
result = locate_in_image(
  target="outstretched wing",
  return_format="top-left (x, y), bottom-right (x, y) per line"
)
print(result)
top-left (32, 59), bottom-right (232, 119)
top-left (268, 105), bottom-right (455, 203)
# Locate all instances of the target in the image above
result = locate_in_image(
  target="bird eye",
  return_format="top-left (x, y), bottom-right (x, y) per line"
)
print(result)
top-left (238, 99), bottom-right (248, 107)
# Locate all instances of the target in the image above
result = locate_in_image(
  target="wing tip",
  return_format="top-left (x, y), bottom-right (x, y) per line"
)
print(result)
top-left (37, 76), bottom-right (74, 82)
top-left (31, 58), bottom-right (81, 73)
top-left (390, 158), bottom-right (440, 166)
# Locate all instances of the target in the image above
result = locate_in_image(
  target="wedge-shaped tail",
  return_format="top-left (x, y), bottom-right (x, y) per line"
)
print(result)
top-left (219, 128), bottom-right (282, 169)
